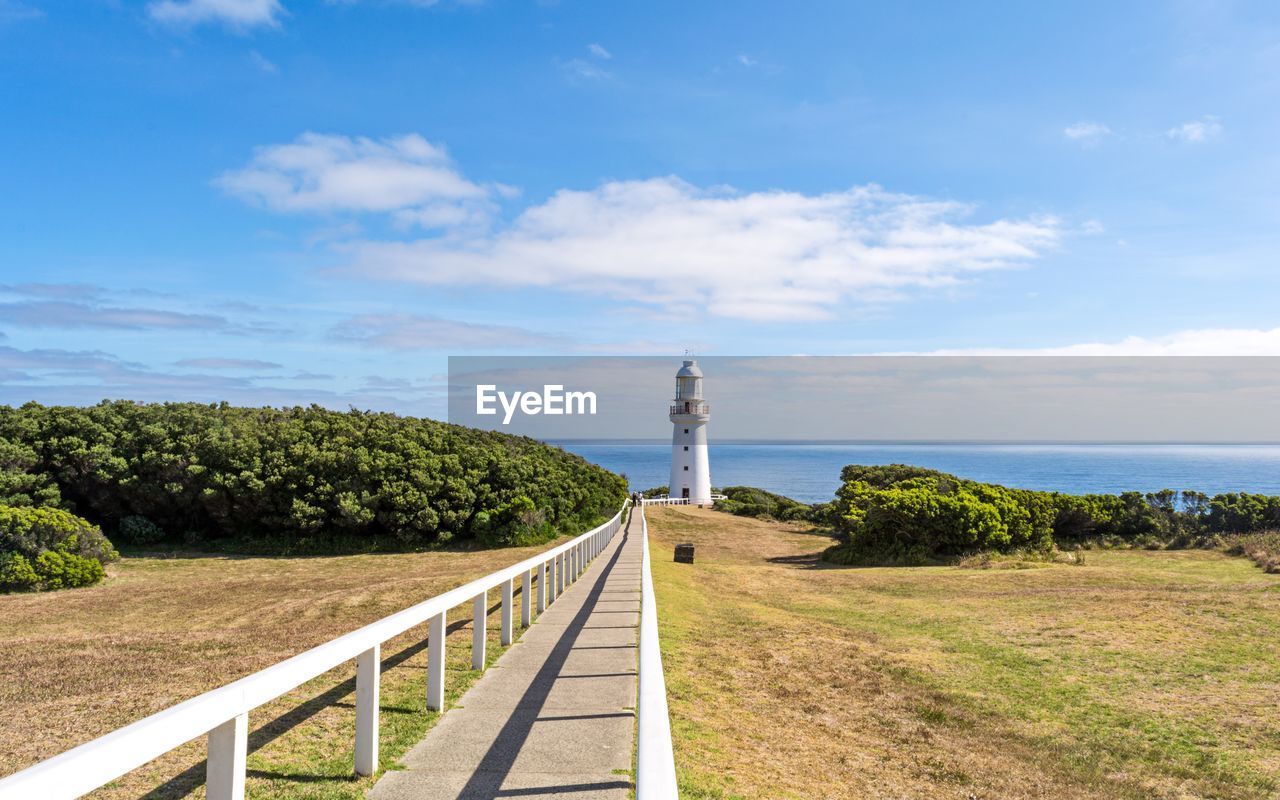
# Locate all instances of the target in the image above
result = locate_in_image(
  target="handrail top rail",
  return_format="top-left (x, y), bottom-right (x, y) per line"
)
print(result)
top-left (635, 504), bottom-right (680, 798)
top-left (0, 502), bottom-right (628, 799)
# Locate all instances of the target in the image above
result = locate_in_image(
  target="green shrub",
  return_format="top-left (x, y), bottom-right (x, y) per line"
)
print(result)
top-left (0, 505), bottom-right (117, 564)
top-left (0, 401), bottom-right (627, 554)
top-left (0, 551), bottom-right (39, 591)
top-left (824, 463), bottom-right (1280, 565)
top-left (829, 466), bottom-right (1060, 565)
top-left (33, 550), bottom-right (104, 590)
top-left (713, 486), bottom-right (822, 523)
top-left (476, 496), bottom-right (558, 547)
top-left (117, 515), bottom-right (166, 546)
top-left (0, 504), bottom-right (116, 592)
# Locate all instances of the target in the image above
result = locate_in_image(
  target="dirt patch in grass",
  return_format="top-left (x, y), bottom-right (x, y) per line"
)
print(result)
top-left (647, 506), bottom-right (1280, 800)
top-left (0, 542), bottom-right (562, 798)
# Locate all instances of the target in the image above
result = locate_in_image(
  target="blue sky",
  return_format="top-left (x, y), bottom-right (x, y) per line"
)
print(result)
top-left (2, 0), bottom-right (1279, 415)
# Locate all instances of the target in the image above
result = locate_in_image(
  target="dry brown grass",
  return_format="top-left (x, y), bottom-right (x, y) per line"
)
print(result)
top-left (0, 541), bottom-right (564, 798)
top-left (648, 506), bottom-right (1280, 800)
top-left (1224, 530), bottom-right (1280, 573)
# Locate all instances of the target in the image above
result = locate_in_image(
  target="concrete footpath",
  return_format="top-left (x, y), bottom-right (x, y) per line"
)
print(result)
top-left (369, 519), bottom-right (642, 800)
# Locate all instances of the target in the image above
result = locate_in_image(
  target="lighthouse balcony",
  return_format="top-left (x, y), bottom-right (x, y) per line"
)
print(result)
top-left (669, 402), bottom-right (710, 416)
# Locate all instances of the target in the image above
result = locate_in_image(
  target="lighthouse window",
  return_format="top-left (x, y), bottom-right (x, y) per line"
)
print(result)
top-left (683, 466), bottom-right (688, 471)
top-left (683, 428), bottom-right (688, 434)
top-left (683, 446), bottom-right (688, 451)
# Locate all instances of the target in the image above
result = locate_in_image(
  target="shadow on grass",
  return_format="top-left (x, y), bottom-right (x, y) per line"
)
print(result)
top-left (765, 548), bottom-right (932, 571)
top-left (765, 551), bottom-right (838, 570)
top-left (140, 601), bottom-right (503, 798)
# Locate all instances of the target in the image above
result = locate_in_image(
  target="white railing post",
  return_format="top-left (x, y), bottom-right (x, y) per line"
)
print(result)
top-left (556, 553), bottom-right (564, 595)
top-left (537, 561), bottom-right (547, 612)
top-left (471, 592), bottom-right (487, 671)
top-left (427, 611), bottom-right (446, 711)
top-left (521, 569), bottom-right (532, 627)
top-left (354, 644), bottom-right (379, 776)
top-left (206, 713), bottom-right (247, 800)
top-left (501, 578), bottom-right (514, 646)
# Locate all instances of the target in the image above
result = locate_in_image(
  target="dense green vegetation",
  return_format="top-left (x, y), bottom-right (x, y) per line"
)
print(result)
top-left (0, 401), bottom-right (626, 562)
top-left (640, 485), bottom-right (828, 522)
top-left (712, 485), bottom-right (821, 522)
top-left (0, 505), bottom-right (117, 591)
top-left (827, 463), bottom-right (1280, 566)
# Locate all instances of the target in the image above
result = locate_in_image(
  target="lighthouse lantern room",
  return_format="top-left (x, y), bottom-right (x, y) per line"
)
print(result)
top-left (668, 359), bottom-right (712, 505)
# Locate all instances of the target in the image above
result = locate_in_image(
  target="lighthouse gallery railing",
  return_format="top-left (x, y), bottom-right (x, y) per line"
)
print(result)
top-left (0, 503), bottom-right (632, 800)
top-left (669, 402), bottom-right (710, 415)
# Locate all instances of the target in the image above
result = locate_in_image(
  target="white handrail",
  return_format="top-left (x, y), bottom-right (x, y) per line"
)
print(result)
top-left (641, 494), bottom-right (725, 506)
top-left (0, 502), bottom-right (628, 800)
top-left (636, 505), bottom-right (679, 798)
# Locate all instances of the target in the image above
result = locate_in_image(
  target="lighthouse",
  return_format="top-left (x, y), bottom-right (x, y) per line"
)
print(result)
top-left (668, 359), bottom-right (712, 505)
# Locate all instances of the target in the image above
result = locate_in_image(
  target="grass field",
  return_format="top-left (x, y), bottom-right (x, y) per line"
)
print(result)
top-left (647, 506), bottom-right (1280, 800)
top-left (0, 541), bottom-right (564, 799)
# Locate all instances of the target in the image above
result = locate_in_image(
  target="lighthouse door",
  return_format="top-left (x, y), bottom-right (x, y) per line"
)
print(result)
top-left (681, 487), bottom-right (690, 499)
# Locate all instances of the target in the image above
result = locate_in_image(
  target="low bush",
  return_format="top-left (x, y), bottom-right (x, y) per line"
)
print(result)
top-left (0, 505), bottom-right (116, 592)
top-left (116, 515), bottom-right (166, 546)
top-left (473, 495), bottom-right (559, 547)
top-left (827, 466), bottom-right (1055, 565)
top-left (713, 486), bottom-right (816, 522)
top-left (33, 550), bottom-right (105, 590)
top-left (0, 551), bottom-right (39, 591)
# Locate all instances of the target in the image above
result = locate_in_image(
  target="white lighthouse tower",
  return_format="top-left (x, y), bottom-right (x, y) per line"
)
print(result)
top-left (668, 359), bottom-right (712, 505)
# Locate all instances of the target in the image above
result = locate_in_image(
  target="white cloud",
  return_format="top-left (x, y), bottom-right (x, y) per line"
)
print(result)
top-left (175, 357), bottom-right (282, 369)
top-left (326, 0), bottom-right (486, 7)
top-left (558, 57), bottom-right (611, 81)
top-left (0, 301), bottom-right (231, 331)
top-left (737, 53), bottom-right (758, 67)
top-left (1063, 121), bottom-right (1111, 143)
top-left (587, 42), bottom-right (611, 59)
top-left (148, 0), bottom-right (285, 30)
top-left (344, 177), bottom-right (1061, 322)
top-left (248, 50), bottom-right (278, 73)
top-left (914, 326), bottom-right (1280, 356)
top-left (331, 314), bottom-right (564, 350)
top-left (216, 133), bottom-right (493, 226)
top-left (1167, 115), bottom-right (1223, 143)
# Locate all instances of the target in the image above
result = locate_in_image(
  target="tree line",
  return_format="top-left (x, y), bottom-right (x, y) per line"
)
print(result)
top-left (1, 401), bottom-right (627, 591)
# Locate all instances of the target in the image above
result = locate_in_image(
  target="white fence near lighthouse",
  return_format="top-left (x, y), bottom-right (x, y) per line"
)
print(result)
top-left (0, 504), bottom-right (638, 800)
top-left (636, 504), bottom-right (680, 799)
top-left (642, 493), bottom-right (726, 506)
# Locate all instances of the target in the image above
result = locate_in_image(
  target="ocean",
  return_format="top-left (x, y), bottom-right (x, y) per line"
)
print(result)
top-left (553, 441), bottom-right (1280, 504)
